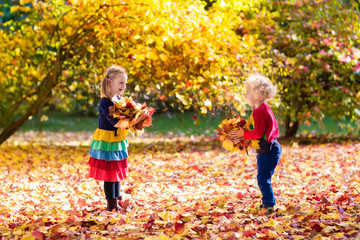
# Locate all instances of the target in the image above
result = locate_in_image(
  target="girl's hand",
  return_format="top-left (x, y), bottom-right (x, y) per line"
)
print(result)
top-left (138, 110), bottom-right (149, 121)
top-left (129, 111), bottom-right (149, 127)
top-left (114, 120), bottom-right (128, 129)
top-left (114, 121), bottom-right (120, 128)
top-left (230, 129), bottom-right (244, 139)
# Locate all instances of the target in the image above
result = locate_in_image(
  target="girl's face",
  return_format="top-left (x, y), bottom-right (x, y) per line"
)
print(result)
top-left (246, 88), bottom-right (261, 107)
top-left (109, 73), bottom-right (127, 97)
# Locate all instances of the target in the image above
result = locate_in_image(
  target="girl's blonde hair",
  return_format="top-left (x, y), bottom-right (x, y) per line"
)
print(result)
top-left (101, 65), bottom-right (127, 99)
top-left (244, 74), bottom-right (277, 101)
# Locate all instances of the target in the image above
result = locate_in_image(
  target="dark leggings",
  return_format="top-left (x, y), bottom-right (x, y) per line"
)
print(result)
top-left (104, 181), bottom-right (121, 199)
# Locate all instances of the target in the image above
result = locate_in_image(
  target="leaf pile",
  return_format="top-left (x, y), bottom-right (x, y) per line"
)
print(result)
top-left (110, 96), bottom-right (155, 136)
top-left (217, 116), bottom-right (259, 154)
top-left (0, 132), bottom-right (359, 239)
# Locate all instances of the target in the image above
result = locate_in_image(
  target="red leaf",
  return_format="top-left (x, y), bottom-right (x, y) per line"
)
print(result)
top-left (143, 214), bottom-right (155, 229)
top-left (237, 192), bottom-right (245, 199)
top-left (330, 184), bottom-right (338, 193)
top-left (337, 193), bottom-right (350, 202)
top-left (192, 225), bottom-right (207, 235)
top-left (126, 102), bottom-right (134, 108)
top-left (108, 106), bottom-right (114, 116)
top-left (77, 198), bottom-right (86, 206)
top-left (309, 222), bottom-right (323, 232)
top-left (32, 230), bottom-right (44, 240)
top-left (355, 215), bottom-right (360, 223)
top-left (124, 187), bottom-right (134, 194)
top-left (119, 218), bottom-right (126, 225)
top-left (174, 221), bottom-right (185, 233)
top-left (243, 230), bottom-right (255, 237)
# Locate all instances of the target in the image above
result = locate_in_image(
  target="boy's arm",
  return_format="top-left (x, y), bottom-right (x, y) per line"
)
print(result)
top-left (243, 108), bottom-right (267, 140)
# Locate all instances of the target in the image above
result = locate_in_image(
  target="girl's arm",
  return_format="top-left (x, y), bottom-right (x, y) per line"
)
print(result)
top-left (114, 110), bottom-right (149, 129)
top-left (99, 101), bottom-right (119, 126)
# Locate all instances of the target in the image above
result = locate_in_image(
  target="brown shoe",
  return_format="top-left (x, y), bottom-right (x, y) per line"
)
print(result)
top-left (106, 198), bottom-right (122, 212)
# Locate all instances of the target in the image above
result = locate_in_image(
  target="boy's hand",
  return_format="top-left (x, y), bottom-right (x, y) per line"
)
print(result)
top-left (230, 129), bottom-right (244, 139)
top-left (231, 137), bottom-right (242, 144)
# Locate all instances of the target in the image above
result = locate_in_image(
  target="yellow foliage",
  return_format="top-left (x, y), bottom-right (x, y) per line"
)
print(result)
top-left (0, 0), bottom-right (279, 143)
top-left (222, 139), bottom-right (234, 152)
top-left (251, 140), bottom-right (260, 149)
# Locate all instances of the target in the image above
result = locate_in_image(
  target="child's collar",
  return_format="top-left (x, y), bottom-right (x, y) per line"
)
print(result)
top-left (255, 102), bottom-right (265, 108)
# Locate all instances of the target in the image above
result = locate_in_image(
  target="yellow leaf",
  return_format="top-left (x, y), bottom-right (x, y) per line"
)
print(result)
top-left (40, 115), bottom-right (48, 122)
top-left (266, 230), bottom-right (278, 238)
top-left (10, 6), bottom-right (20, 13)
top-left (148, 51), bottom-right (158, 61)
top-left (20, 0), bottom-right (32, 5)
top-left (222, 139), bottom-right (234, 152)
top-left (200, 107), bottom-right (207, 114)
top-left (159, 234), bottom-right (172, 240)
top-left (13, 227), bottom-right (23, 235)
top-left (20, 233), bottom-right (36, 240)
top-left (220, 135), bottom-right (226, 141)
top-left (158, 211), bottom-right (172, 222)
top-left (203, 201), bottom-right (211, 211)
top-left (334, 232), bottom-right (345, 237)
top-left (251, 140), bottom-right (260, 149)
top-left (263, 218), bottom-right (276, 227)
top-left (323, 226), bottom-right (337, 233)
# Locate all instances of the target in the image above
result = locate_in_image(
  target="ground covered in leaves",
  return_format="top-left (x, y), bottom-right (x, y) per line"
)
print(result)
top-left (0, 132), bottom-right (359, 239)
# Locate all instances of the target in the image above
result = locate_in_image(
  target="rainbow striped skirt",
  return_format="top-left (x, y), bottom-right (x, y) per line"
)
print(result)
top-left (88, 128), bottom-right (129, 182)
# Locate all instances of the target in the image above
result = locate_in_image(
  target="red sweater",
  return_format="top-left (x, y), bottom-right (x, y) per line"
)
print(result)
top-left (244, 103), bottom-right (279, 143)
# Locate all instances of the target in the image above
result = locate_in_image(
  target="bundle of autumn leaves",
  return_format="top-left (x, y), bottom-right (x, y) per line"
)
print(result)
top-left (109, 96), bottom-right (155, 136)
top-left (217, 116), bottom-right (259, 154)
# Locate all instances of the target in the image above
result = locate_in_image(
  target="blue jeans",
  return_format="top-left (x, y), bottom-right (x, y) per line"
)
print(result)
top-left (256, 140), bottom-right (281, 207)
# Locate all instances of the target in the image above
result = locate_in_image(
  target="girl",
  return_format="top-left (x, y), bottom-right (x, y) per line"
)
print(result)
top-left (230, 74), bottom-right (282, 213)
top-left (88, 65), bottom-right (147, 211)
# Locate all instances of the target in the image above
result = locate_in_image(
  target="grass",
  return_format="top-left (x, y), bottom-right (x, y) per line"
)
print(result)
top-left (20, 111), bottom-right (225, 136)
top-left (20, 111), bottom-right (358, 137)
top-left (21, 112), bottom-right (98, 132)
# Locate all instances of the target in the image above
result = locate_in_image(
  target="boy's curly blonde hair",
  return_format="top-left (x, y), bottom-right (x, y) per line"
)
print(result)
top-left (244, 74), bottom-right (277, 101)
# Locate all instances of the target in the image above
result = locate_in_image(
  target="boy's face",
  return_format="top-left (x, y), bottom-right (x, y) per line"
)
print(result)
top-left (109, 73), bottom-right (127, 97)
top-left (246, 88), bottom-right (260, 107)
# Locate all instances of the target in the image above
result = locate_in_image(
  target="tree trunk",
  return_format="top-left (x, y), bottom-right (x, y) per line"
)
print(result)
top-left (0, 54), bottom-right (64, 145)
top-left (284, 116), bottom-right (299, 138)
top-left (0, 92), bottom-right (52, 145)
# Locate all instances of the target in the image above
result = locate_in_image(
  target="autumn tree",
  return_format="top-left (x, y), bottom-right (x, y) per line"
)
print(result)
top-left (0, 0), bottom-right (266, 145)
top-left (0, 0), bottom-right (138, 144)
top-left (223, 0), bottom-right (360, 137)
top-left (51, 0), bottom-right (269, 116)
